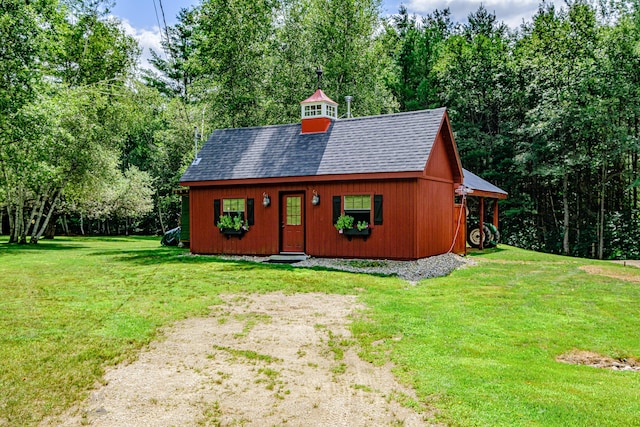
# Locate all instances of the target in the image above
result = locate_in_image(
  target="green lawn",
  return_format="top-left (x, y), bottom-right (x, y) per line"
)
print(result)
top-left (1, 237), bottom-right (639, 426)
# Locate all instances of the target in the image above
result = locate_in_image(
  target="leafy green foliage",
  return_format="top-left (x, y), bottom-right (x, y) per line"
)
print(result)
top-left (53, 9), bottom-right (139, 86)
top-left (305, 0), bottom-right (397, 116)
top-left (334, 214), bottom-right (354, 231)
top-left (191, 0), bottom-right (276, 128)
top-left (144, 7), bottom-right (196, 100)
top-left (217, 215), bottom-right (247, 231)
top-left (356, 220), bottom-right (369, 231)
top-left (3, 0), bottom-right (640, 258)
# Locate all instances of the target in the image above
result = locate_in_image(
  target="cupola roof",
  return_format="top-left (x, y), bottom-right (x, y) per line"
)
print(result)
top-left (300, 89), bottom-right (338, 106)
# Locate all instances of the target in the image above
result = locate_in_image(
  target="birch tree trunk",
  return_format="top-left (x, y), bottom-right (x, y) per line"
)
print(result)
top-left (11, 189), bottom-right (24, 243)
top-left (61, 214), bottom-right (69, 235)
top-left (29, 191), bottom-right (47, 242)
top-left (32, 187), bottom-right (62, 243)
top-left (157, 192), bottom-right (166, 235)
top-left (14, 200), bottom-right (26, 244)
top-left (7, 205), bottom-right (15, 243)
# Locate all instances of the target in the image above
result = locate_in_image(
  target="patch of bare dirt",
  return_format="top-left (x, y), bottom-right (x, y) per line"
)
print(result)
top-left (556, 349), bottom-right (640, 372)
top-left (44, 293), bottom-right (436, 426)
top-left (579, 265), bottom-right (640, 283)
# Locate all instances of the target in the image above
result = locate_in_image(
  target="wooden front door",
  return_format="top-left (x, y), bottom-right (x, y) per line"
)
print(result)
top-left (281, 193), bottom-right (305, 253)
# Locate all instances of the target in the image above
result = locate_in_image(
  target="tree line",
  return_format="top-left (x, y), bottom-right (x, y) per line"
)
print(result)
top-left (1, 0), bottom-right (639, 259)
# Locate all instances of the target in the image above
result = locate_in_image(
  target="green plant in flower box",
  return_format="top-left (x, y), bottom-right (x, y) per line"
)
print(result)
top-left (334, 214), bottom-right (355, 232)
top-left (217, 215), bottom-right (248, 231)
top-left (356, 221), bottom-right (369, 231)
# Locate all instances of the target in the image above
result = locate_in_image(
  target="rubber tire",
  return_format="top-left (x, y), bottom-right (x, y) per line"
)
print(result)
top-left (484, 223), bottom-right (499, 248)
top-left (467, 224), bottom-right (491, 248)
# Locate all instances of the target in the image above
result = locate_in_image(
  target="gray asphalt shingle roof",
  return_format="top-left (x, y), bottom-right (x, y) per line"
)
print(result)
top-left (462, 168), bottom-right (508, 196)
top-left (179, 108), bottom-right (447, 183)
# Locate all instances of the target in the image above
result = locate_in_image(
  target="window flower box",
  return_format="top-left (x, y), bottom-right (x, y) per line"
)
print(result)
top-left (220, 228), bottom-right (246, 239)
top-left (343, 227), bottom-right (371, 241)
top-left (335, 215), bottom-right (371, 241)
top-left (217, 215), bottom-right (248, 239)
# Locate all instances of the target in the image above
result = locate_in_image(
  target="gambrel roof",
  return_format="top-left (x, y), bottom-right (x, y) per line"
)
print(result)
top-left (180, 108), bottom-right (460, 183)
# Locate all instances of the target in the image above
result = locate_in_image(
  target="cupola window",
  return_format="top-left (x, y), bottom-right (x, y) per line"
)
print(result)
top-left (304, 104), bottom-right (322, 117)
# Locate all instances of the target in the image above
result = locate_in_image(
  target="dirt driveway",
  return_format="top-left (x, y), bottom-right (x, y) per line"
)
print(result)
top-left (46, 292), bottom-right (432, 426)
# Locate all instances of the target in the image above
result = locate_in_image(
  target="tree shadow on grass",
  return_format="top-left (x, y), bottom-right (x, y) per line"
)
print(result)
top-left (467, 247), bottom-right (507, 257)
top-left (98, 249), bottom-right (397, 279)
top-left (0, 236), bottom-right (157, 253)
top-left (92, 248), bottom-right (399, 280)
top-left (0, 241), bottom-right (85, 254)
top-left (90, 248), bottom-right (297, 272)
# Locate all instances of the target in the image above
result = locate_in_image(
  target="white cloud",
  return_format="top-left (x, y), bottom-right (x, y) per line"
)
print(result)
top-left (117, 18), bottom-right (164, 71)
top-left (402, 0), bottom-right (566, 28)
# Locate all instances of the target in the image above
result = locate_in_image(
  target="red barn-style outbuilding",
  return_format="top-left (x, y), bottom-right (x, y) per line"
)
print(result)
top-left (180, 89), bottom-right (469, 260)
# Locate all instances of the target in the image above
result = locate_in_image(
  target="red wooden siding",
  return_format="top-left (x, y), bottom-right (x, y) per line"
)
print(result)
top-left (416, 178), bottom-right (455, 258)
top-left (189, 179), bottom-right (426, 259)
top-left (438, 112), bottom-right (464, 184)
top-left (415, 129), bottom-right (459, 258)
top-left (425, 128), bottom-right (454, 181)
top-left (303, 179), bottom-right (417, 259)
top-left (453, 204), bottom-right (467, 255)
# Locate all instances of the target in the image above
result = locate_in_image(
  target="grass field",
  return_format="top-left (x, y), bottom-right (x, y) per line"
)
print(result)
top-left (1, 237), bottom-right (639, 426)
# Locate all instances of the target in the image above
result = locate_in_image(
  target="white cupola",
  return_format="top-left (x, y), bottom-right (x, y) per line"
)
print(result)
top-left (299, 68), bottom-right (338, 134)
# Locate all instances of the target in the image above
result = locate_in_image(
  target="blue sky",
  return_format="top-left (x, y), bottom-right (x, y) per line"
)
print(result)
top-left (111, 0), bottom-right (403, 29)
top-left (111, 0), bottom-right (563, 70)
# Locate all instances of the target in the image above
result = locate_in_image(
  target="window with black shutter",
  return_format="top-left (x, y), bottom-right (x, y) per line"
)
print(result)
top-left (247, 198), bottom-right (255, 226)
top-left (373, 195), bottom-right (383, 225)
top-left (222, 198), bottom-right (245, 220)
top-left (213, 199), bottom-right (221, 226)
top-left (333, 196), bottom-right (341, 225)
top-left (344, 195), bottom-right (371, 225)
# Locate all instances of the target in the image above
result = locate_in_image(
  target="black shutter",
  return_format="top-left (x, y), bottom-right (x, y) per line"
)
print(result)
top-left (180, 196), bottom-right (190, 241)
top-left (214, 199), bottom-right (221, 226)
top-left (374, 195), bottom-right (383, 225)
top-left (247, 198), bottom-right (255, 225)
top-left (332, 196), bottom-right (341, 224)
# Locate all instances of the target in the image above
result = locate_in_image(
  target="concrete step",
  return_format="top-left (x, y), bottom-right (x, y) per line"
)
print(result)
top-left (265, 253), bottom-right (308, 264)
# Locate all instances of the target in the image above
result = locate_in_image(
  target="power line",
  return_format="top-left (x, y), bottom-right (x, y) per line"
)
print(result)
top-left (151, 0), bottom-right (191, 123)
top-left (157, 0), bottom-right (174, 59)
top-left (151, 0), bottom-right (164, 51)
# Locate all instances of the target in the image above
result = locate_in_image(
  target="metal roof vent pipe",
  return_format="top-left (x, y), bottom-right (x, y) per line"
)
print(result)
top-left (192, 126), bottom-right (202, 166)
top-left (344, 96), bottom-right (352, 118)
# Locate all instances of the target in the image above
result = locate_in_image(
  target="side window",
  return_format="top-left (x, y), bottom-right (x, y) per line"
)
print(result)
top-left (344, 195), bottom-right (371, 224)
top-left (222, 198), bottom-right (245, 220)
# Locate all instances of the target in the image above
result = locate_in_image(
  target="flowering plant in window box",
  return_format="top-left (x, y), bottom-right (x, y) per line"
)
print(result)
top-left (217, 215), bottom-right (248, 239)
top-left (334, 214), bottom-right (354, 233)
top-left (335, 216), bottom-right (371, 241)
